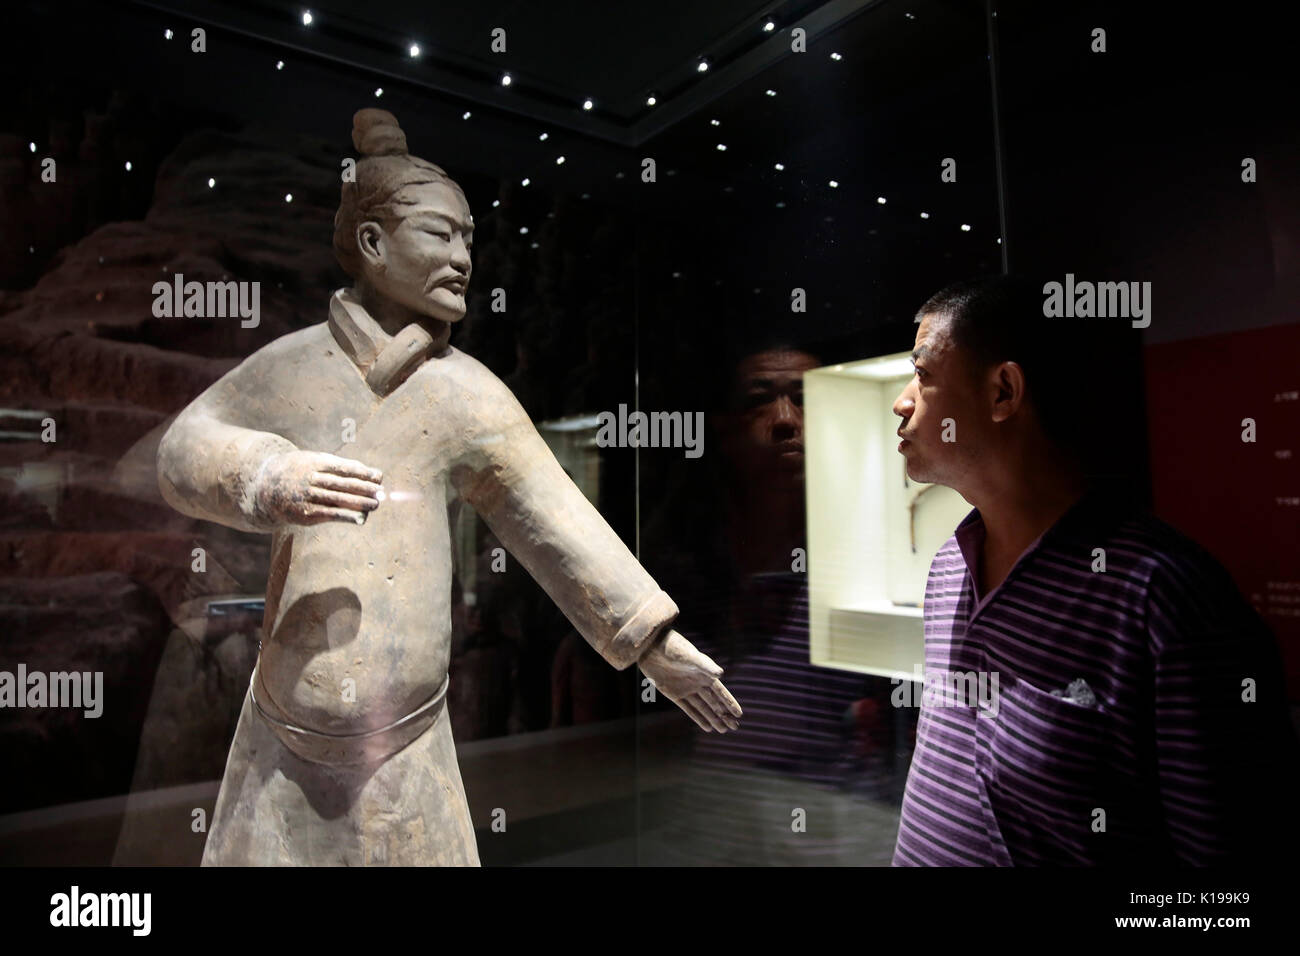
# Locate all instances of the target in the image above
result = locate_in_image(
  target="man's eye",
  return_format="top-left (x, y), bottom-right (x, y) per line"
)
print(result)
top-left (425, 230), bottom-right (451, 241)
top-left (914, 366), bottom-right (927, 379)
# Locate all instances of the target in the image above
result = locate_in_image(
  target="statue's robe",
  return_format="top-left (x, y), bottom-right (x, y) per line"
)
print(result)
top-left (157, 289), bottom-right (678, 865)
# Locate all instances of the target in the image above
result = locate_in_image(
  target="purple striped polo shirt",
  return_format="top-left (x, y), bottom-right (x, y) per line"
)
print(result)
top-left (892, 489), bottom-right (1300, 866)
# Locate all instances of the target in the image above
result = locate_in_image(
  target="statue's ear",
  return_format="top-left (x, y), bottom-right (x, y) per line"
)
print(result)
top-left (356, 221), bottom-right (386, 271)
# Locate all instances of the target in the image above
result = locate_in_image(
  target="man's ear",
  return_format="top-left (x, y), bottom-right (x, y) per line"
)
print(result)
top-left (356, 221), bottom-right (386, 271)
top-left (990, 360), bottom-right (1027, 424)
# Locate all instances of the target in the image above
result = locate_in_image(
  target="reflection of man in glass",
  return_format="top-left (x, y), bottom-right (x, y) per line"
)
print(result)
top-left (644, 342), bottom-right (902, 865)
top-left (890, 274), bottom-right (1299, 865)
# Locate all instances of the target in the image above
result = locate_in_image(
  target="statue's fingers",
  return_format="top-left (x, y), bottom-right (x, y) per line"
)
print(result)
top-left (307, 486), bottom-right (380, 512)
top-left (675, 695), bottom-right (716, 733)
top-left (708, 679), bottom-right (743, 719)
top-left (299, 503), bottom-right (368, 525)
top-left (695, 688), bottom-right (740, 731)
top-left (311, 472), bottom-right (383, 499)
top-left (317, 455), bottom-right (383, 484)
top-left (681, 693), bottom-right (728, 733)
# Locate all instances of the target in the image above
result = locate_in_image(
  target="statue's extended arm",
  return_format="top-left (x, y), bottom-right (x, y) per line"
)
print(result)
top-left (157, 359), bottom-right (382, 533)
top-left (451, 380), bottom-right (741, 732)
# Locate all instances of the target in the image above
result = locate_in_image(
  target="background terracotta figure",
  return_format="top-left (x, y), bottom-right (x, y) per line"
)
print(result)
top-left (155, 108), bottom-right (741, 866)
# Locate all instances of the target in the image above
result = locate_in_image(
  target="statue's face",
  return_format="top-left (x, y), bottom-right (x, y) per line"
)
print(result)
top-left (358, 181), bottom-right (473, 323)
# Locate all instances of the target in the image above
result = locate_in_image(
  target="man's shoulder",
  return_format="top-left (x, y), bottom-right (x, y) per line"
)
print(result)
top-left (1099, 506), bottom-right (1263, 644)
top-left (1102, 506), bottom-right (1236, 591)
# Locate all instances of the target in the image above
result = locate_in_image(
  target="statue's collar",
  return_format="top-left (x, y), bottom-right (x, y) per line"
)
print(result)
top-left (327, 288), bottom-right (437, 397)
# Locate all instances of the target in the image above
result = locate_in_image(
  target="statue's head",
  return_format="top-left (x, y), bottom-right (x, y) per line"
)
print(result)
top-left (333, 109), bottom-right (473, 323)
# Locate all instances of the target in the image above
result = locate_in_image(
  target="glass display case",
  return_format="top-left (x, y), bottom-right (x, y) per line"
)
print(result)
top-left (0, 0), bottom-right (1294, 872)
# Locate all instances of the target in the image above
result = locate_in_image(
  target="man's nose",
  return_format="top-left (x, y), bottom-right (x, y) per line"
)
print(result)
top-left (771, 394), bottom-right (800, 440)
top-left (892, 389), bottom-right (915, 420)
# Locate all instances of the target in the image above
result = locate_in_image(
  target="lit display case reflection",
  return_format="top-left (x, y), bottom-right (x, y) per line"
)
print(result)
top-left (805, 352), bottom-right (972, 679)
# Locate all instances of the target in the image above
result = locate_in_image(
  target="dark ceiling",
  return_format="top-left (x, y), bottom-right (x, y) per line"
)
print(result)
top-left (129, 0), bottom-right (886, 143)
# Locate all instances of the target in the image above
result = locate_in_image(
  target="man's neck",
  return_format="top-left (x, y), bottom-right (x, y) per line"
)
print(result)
top-left (726, 483), bottom-right (805, 576)
top-left (968, 463), bottom-right (1090, 565)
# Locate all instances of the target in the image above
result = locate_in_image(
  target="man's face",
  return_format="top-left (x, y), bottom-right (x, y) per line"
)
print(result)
top-left (718, 348), bottom-right (821, 483)
top-left (362, 181), bottom-right (473, 323)
top-left (891, 313), bottom-right (988, 489)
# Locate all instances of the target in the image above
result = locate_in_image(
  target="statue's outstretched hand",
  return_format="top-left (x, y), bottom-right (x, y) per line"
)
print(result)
top-left (251, 451), bottom-right (384, 526)
top-left (639, 629), bottom-right (742, 733)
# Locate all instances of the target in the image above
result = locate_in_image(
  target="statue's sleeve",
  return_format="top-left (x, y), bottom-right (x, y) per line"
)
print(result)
top-left (450, 375), bottom-right (679, 671)
top-left (156, 350), bottom-right (300, 534)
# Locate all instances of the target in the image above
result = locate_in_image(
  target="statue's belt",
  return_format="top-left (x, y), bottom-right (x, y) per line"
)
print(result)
top-left (249, 661), bottom-right (448, 767)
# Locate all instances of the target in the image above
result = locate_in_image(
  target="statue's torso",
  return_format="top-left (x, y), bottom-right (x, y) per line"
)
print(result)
top-left (248, 324), bottom-right (481, 733)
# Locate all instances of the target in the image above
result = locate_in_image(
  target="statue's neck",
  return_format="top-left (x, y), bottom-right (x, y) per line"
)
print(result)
top-left (353, 281), bottom-right (452, 353)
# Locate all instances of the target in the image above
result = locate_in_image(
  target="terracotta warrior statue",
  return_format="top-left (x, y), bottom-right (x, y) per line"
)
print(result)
top-left (157, 108), bottom-right (742, 865)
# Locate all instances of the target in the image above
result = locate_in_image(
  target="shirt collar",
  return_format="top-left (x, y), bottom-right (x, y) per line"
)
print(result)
top-left (952, 486), bottom-right (1108, 585)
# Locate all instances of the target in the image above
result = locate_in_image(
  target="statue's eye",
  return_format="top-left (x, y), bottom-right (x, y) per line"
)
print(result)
top-left (424, 229), bottom-right (451, 241)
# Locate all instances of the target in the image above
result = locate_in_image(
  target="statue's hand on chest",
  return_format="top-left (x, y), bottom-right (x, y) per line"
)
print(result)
top-left (247, 448), bottom-right (385, 527)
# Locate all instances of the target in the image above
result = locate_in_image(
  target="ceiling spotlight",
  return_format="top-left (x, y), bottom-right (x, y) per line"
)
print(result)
top-left (716, 143), bottom-right (727, 151)
top-left (285, 193), bottom-right (293, 202)
top-left (28, 142), bottom-right (36, 153)
top-left (556, 156), bottom-right (566, 165)
top-left (830, 52), bottom-right (843, 61)
top-left (763, 19), bottom-right (776, 32)
top-left (765, 89), bottom-right (776, 97)
top-left (775, 201), bottom-right (786, 208)
top-left (521, 178), bottom-right (531, 186)
top-left (774, 162), bottom-right (785, 171)
top-left (164, 28), bottom-right (173, 40)
top-left (375, 88), bottom-right (384, 98)
top-left (276, 60), bottom-right (284, 70)
top-left (876, 196), bottom-right (887, 204)
top-left (697, 59), bottom-right (710, 73)
top-left (408, 43), bottom-right (421, 58)
top-left (539, 132), bottom-right (549, 141)
top-left (501, 72), bottom-right (512, 86)
top-left (960, 223), bottom-right (971, 231)
top-left (828, 179), bottom-right (839, 188)
top-left (646, 94), bottom-right (657, 107)
top-left (920, 211), bottom-right (930, 219)
top-left (582, 98), bottom-right (594, 110)
top-left (124, 161), bottom-right (132, 171)
top-left (207, 178), bottom-right (215, 188)
top-left (492, 200), bottom-right (500, 208)
top-left (997, 237), bottom-right (1003, 244)
top-left (710, 118), bottom-right (720, 126)
top-left (301, 11), bottom-right (313, 26)
top-left (519, 226), bottom-right (529, 235)
top-left (462, 111), bottom-right (472, 120)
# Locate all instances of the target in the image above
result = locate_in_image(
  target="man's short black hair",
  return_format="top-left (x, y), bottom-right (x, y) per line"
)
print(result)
top-left (915, 273), bottom-right (1091, 456)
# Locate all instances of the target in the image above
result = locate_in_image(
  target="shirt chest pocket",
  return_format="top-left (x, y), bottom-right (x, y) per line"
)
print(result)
top-left (974, 674), bottom-right (1112, 844)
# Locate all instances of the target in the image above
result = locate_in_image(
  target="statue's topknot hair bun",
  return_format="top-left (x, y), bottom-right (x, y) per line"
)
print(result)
top-left (351, 108), bottom-right (408, 157)
top-left (334, 108), bottom-right (464, 280)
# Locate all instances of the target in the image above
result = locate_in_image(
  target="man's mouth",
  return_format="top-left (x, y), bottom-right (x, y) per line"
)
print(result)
top-left (436, 277), bottom-right (467, 295)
